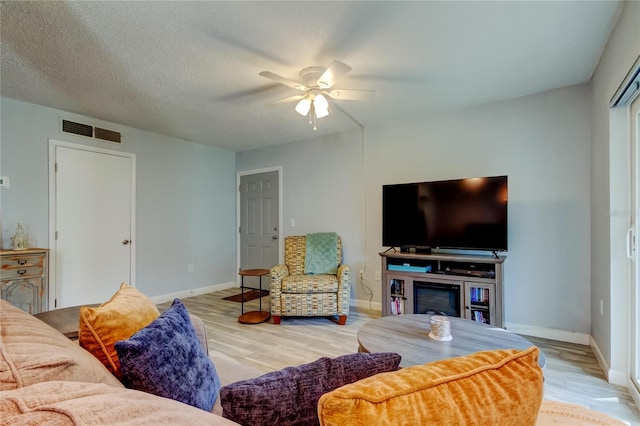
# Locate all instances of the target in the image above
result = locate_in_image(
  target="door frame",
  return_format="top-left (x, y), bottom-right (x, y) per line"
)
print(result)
top-left (611, 54), bottom-right (640, 406)
top-left (236, 166), bottom-right (283, 284)
top-left (631, 95), bottom-right (640, 404)
top-left (48, 139), bottom-right (136, 309)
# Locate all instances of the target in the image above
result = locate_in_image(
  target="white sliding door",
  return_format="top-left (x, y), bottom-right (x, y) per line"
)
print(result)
top-left (632, 93), bottom-right (640, 396)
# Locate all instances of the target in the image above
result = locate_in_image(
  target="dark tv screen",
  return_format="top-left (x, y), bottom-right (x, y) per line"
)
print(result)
top-left (382, 176), bottom-right (508, 251)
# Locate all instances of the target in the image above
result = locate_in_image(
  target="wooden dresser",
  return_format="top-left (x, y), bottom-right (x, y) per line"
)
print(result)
top-left (1, 248), bottom-right (49, 314)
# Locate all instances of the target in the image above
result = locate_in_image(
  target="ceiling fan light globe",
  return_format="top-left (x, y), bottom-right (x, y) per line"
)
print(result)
top-left (315, 106), bottom-right (330, 118)
top-left (314, 94), bottom-right (328, 109)
top-left (314, 94), bottom-right (330, 118)
top-left (295, 98), bottom-right (311, 116)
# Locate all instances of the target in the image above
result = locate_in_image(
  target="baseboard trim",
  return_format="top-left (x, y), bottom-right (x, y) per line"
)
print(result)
top-left (350, 298), bottom-right (382, 313)
top-left (504, 321), bottom-right (590, 345)
top-left (149, 281), bottom-right (237, 305)
top-left (591, 337), bottom-right (630, 386)
top-left (629, 378), bottom-right (640, 410)
top-left (608, 369), bottom-right (628, 387)
top-left (154, 288), bottom-right (380, 314)
top-left (590, 337), bottom-right (612, 380)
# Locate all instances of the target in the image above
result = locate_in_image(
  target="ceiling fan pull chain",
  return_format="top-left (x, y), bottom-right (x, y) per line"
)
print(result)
top-left (310, 103), bottom-right (317, 130)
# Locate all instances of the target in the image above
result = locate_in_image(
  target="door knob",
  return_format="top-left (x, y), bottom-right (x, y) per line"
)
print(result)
top-left (272, 235), bottom-right (278, 240)
top-left (122, 239), bottom-right (131, 245)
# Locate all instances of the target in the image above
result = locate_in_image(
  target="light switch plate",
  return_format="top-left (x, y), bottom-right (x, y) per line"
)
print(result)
top-left (0, 176), bottom-right (9, 188)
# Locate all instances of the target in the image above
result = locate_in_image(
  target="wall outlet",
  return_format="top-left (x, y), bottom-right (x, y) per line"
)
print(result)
top-left (290, 219), bottom-right (296, 227)
top-left (374, 271), bottom-right (381, 281)
top-left (188, 264), bottom-right (194, 273)
top-left (359, 270), bottom-right (364, 281)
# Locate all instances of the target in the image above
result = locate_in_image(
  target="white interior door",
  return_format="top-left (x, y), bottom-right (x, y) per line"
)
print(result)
top-left (50, 141), bottom-right (135, 308)
top-left (239, 171), bottom-right (280, 271)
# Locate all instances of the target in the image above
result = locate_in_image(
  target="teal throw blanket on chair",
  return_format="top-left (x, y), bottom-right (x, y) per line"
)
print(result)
top-left (304, 232), bottom-right (339, 275)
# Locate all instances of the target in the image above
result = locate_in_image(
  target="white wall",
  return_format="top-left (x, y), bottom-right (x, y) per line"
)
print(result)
top-left (590, 0), bottom-right (640, 382)
top-left (1, 97), bottom-right (238, 299)
top-left (238, 84), bottom-right (593, 337)
top-left (2, 85), bottom-right (595, 338)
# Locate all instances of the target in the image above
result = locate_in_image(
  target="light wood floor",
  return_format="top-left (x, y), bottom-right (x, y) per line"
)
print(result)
top-left (159, 288), bottom-right (640, 425)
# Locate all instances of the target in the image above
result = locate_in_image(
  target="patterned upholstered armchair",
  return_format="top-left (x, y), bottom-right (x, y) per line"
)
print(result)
top-left (270, 234), bottom-right (351, 325)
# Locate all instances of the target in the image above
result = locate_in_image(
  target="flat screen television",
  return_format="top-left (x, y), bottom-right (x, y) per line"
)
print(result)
top-left (382, 176), bottom-right (508, 252)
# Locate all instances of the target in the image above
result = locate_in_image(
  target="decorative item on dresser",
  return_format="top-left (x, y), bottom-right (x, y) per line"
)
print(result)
top-left (11, 223), bottom-right (29, 250)
top-left (0, 248), bottom-right (49, 314)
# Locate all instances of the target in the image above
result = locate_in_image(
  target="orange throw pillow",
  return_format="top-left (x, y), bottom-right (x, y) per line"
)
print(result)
top-left (318, 346), bottom-right (543, 426)
top-left (79, 283), bottom-right (159, 378)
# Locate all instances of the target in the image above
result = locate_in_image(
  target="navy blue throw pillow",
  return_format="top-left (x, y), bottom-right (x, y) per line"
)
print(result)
top-left (220, 352), bottom-right (401, 426)
top-left (115, 299), bottom-right (220, 411)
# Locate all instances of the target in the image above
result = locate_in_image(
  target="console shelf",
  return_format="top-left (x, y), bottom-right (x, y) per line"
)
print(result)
top-left (380, 251), bottom-right (506, 328)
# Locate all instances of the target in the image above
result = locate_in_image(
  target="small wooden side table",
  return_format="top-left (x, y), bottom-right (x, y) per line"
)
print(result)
top-left (34, 304), bottom-right (100, 340)
top-left (238, 268), bottom-right (271, 324)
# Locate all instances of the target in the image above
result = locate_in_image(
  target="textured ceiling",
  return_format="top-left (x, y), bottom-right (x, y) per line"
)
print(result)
top-left (0, 1), bottom-right (622, 152)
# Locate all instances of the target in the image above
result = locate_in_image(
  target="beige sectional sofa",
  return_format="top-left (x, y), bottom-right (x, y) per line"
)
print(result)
top-left (0, 299), bottom-right (628, 425)
top-left (0, 300), bottom-right (259, 424)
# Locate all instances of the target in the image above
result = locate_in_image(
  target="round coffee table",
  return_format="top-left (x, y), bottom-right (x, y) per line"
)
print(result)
top-left (358, 314), bottom-right (545, 368)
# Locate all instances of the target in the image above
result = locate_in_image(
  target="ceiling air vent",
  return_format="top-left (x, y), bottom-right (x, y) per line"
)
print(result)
top-left (61, 119), bottom-right (122, 144)
top-left (62, 120), bottom-right (93, 137)
top-left (94, 127), bottom-right (122, 144)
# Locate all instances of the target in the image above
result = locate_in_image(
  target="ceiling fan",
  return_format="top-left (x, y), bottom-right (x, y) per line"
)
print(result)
top-left (259, 60), bottom-right (375, 130)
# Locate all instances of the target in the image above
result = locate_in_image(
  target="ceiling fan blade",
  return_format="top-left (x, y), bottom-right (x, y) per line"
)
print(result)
top-left (265, 95), bottom-right (305, 106)
top-left (326, 89), bottom-right (375, 101)
top-left (317, 60), bottom-right (352, 89)
top-left (259, 71), bottom-right (307, 91)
